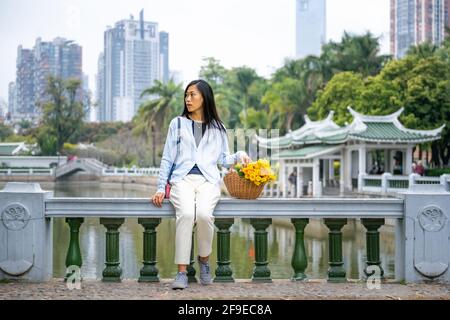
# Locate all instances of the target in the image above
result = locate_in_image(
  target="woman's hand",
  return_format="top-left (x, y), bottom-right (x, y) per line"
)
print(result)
top-left (240, 153), bottom-right (252, 164)
top-left (151, 192), bottom-right (165, 207)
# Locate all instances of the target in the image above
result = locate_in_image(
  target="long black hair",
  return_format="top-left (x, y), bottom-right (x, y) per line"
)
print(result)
top-left (181, 79), bottom-right (226, 132)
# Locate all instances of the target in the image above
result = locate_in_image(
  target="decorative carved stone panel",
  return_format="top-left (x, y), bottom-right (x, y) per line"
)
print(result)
top-left (418, 205), bottom-right (447, 232)
top-left (1, 203), bottom-right (31, 231)
top-left (414, 204), bottom-right (449, 279)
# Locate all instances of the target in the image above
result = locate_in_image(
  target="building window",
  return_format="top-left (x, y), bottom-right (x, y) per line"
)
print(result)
top-left (299, 0), bottom-right (308, 11)
top-left (148, 26), bottom-right (155, 38)
top-left (129, 24), bottom-right (136, 36)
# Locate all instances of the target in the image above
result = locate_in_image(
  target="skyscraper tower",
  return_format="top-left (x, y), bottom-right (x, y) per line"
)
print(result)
top-left (99, 9), bottom-right (169, 122)
top-left (390, 0), bottom-right (450, 59)
top-left (14, 38), bottom-right (82, 121)
top-left (296, 0), bottom-right (327, 58)
top-left (15, 46), bottom-right (35, 116)
top-left (159, 31), bottom-right (169, 84)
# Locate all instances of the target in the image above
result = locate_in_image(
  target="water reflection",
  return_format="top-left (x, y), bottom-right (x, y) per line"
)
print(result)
top-left (45, 182), bottom-right (395, 280)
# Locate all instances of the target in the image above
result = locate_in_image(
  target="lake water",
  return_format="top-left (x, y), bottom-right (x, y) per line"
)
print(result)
top-left (6, 181), bottom-right (396, 280)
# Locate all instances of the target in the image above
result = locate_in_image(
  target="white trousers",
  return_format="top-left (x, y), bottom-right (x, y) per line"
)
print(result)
top-left (169, 174), bottom-right (221, 265)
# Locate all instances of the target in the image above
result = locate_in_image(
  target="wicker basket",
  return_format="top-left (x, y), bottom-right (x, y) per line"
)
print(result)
top-left (223, 171), bottom-right (265, 199)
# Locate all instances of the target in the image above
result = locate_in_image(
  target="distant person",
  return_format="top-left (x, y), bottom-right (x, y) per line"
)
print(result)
top-left (150, 79), bottom-right (251, 290)
top-left (415, 160), bottom-right (425, 176)
top-left (393, 158), bottom-right (402, 175)
top-left (411, 162), bottom-right (417, 174)
top-left (369, 162), bottom-right (379, 174)
top-left (288, 170), bottom-right (297, 196)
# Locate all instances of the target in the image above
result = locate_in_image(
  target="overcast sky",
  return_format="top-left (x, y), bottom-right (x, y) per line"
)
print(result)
top-left (0, 0), bottom-right (390, 101)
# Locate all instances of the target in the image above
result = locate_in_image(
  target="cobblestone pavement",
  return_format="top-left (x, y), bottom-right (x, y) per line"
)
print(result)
top-left (0, 278), bottom-right (449, 300)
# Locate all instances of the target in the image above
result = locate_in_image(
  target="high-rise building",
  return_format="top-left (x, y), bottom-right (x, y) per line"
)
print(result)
top-left (15, 46), bottom-right (35, 116)
top-left (82, 74), bottom-right (92, 122)
top-left (33, 37), bottom-right (83, 105)
top-left (99, 9), bottom-right (169, 122)
top-left (295, 0), bottom-right (326, 58)
top-left (391, 0), bottom-right (450, 59)
top-left (0, 98), bottom-right (6, 120)
top-left (446, 0), bottom-right (450, 29)
top-left (96, 53), bottom-right (105, 122)
top-left (159, 31), bottom-right (169, 83)
top-left (14, 38), bottom-right (82, 121)
top-left (8, 82), bottom-right (16, 116)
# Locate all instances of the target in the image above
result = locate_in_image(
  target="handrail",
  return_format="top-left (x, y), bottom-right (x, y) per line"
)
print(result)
top-left (44, 197), bottom-right (404, 218)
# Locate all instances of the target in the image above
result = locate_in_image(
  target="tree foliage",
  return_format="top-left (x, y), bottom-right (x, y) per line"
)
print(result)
top-left (38, 76), bottom-right (85, 155)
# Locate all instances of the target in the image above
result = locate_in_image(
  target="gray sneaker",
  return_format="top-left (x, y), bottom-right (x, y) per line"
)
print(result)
top-left (198, 256), bottom-right (212, 285)
top-left (172, 272), bottom-right (188, 290)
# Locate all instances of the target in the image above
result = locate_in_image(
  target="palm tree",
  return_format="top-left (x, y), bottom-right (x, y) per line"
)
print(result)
top-left (407, 42), bottom-right (438, 59)
top-left (199, 57), bottom-right (227, 90)
top-left (226, 67), bottom-right (261, 128)
top-left (133, 79), bottom-right (182, 166)
top-left (263, 78), bottom-right (307, 132)
top-left (320, 31), bottom-right (390, 78)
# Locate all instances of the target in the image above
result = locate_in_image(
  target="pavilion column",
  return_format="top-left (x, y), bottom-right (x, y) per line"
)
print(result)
top-left (292, 163), bottom-right (297, 198)
top-left (297, 166), bottom-right (303, 197)
top-left (345, 148), bottom-right (352, 191)
top-left (323, 159), bottom-right (328, 188)
top-left (358, 145), bottom-right (366, 192)
top-left (313, 158), bottom-right (321, 197)
top-left (385, 149), bottom-right (390, 173)
top-left (340, 151), bottom-right (345, 195)
top-left (358, 145), bottom-right (367, 175)
top-left (282, 161), bottom-right (288, 198)
top-left (329, 159), bottom-right (335, 186)
top-left (286, 163), bottom-right (291, 197)
top-left (405, 146), bottom-right (413, 175)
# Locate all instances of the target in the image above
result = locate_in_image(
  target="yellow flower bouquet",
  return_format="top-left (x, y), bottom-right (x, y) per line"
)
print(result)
top-left (224, 159), bottom-right (277, 199)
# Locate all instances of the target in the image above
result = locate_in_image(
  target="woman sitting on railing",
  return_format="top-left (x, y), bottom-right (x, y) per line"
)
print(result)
top-left (150, 79), bottom-right (251, 290)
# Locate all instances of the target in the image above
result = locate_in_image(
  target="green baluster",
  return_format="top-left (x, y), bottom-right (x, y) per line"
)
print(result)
top-left (361, 218), bottom-right (385, 279)
top-left (214, 218), bottom-right (234, 283)
top-left (187, 230), bottom-right (197, 283)
top-left (250, 218), bottom-right (272, 283)
top-left (291, 218), bottom-right (309, 281)
top-left (324, 218), bottom-right (347, 283)
top-left (100, 218), bottom-right (124, 282)
top-left (138, 218), bottom-right (161, 282)
top-left (65, 218), bottom-right (84, 281)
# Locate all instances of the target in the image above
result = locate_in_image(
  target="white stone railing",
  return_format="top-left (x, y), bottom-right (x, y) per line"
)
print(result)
top-left (262, 181), bottom-right (280, 197)
top-left (102, 167), bottom-right (160, 176)
top-left (0, 156), bottom-right (67, 168)
top-left (0, 168), bottom-right (54, 176)
top-left (359, 173), bottom-right (450, 194)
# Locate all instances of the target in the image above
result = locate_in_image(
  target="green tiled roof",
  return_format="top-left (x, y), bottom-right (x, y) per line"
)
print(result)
top-left (0, 145), bottom-right (18, 156)
top-left (350, 122), bottom-right (437, 142)
top-left (257, 108), bottom-right (444, 150)
top-left (275, 145), bottom-right (340, 159)
top-left (260, 131), bottom-right (348, 149)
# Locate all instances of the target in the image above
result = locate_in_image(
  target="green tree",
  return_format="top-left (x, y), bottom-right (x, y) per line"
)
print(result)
top-left (199, 57), bottom-right (227, 91)
top-left (407, 41), bottom-right (438, 59)
top-left (239, 107), bottom-right (268, 129)
top-left (39, 76), bottom-right (85, 155)
top-left (320, 31), bottom-right (390, 79)
top-left (0, 123), bottom-right (13, 141)
top-left (263, 78), bottom-right (308, 131)
top-left (36, 127), bottom-right (58, 156)
top-left (225, 67), bottom-right (262, 128)
top-left (308, 72), bottom-right (365, 125)
top-left (133, 79), bottom-right (183, 166)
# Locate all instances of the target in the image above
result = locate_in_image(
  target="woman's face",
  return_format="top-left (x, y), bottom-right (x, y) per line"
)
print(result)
top-left (185, 85), bottom-right (204, 114)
